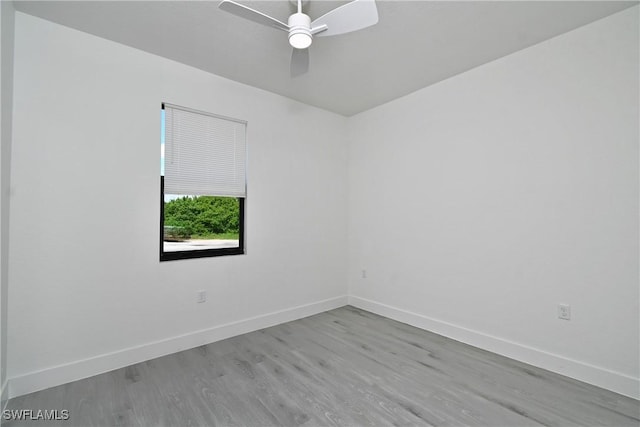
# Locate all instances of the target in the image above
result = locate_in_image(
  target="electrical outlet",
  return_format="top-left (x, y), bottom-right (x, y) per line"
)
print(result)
top-left (361, 269), bottom-right (367, 279)
top-left (197, 290), bottom-right (207, 304)
top-left (558, 304), bottom-right (571, 320)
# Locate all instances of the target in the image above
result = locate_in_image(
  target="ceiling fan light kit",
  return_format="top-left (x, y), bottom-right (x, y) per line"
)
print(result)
top-left (288, 13), bottom-right (313, 49)
top-left (218, 0), bottom-right (379, 73)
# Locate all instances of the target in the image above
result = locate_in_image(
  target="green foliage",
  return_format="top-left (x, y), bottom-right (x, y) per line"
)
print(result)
top-left (164, 196), bottom-right (239, 240)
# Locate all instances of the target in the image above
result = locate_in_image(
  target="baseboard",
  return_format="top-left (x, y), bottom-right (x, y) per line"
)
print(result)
top-left (1, 379), bottom-right (8, 411)
top-left (8, 295), bottom-right (348, 399)
top-left (349, 295), bottom-right (640, 400)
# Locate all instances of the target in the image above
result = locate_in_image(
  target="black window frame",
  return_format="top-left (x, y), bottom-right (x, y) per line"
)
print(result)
top-left (159, 103), bottom-right (246, 261)
top-left (159, 174), bottom-right (245, 262)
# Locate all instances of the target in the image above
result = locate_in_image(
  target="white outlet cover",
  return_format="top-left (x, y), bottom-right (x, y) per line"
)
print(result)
top-left (558, 304), bottom-right (571, 320)
top-left (197, 291), bottom-right (207, 303)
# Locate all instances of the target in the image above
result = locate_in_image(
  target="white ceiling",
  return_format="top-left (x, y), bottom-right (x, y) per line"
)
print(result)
top-left (13, 0), bottom-right (638, 116)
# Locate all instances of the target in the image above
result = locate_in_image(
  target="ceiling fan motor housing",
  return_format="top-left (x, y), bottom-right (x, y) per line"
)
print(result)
top-left (288, 12), bottom-right (313, 49)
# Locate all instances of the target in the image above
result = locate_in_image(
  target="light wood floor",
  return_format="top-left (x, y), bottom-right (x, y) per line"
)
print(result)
top-left (5, 306), bottom-right (639, 426)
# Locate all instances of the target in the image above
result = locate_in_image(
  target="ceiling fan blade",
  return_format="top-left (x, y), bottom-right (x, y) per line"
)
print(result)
top-left (311, 0), bottom-right (378, 37)
top-left (218, 0), bottom-right (289, 32)
top-left (290, 48), bottom-right (309, 77)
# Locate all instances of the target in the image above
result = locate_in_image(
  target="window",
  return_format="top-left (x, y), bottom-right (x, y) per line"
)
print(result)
top-left (160, 103), bottom-right (246, 261)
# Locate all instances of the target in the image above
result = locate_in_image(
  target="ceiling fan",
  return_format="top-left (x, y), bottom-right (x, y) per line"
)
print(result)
top-left (218, 0), bottom-right (379, 75)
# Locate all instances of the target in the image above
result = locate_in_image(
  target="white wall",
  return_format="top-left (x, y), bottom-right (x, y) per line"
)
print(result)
top-left (0, 0), bottom-right (15, 407)
top-left (348, 7), bottom-right (639, 399)
top-left (8, 12), bottom-right (348, 396)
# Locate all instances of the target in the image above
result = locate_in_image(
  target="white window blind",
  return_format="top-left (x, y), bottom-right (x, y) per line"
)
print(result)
top-left (164, 104), bottom-right (247, 198)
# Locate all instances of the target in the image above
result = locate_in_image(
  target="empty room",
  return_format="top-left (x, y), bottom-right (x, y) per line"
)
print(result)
top-left (0, 0), bottom-right (638, 425)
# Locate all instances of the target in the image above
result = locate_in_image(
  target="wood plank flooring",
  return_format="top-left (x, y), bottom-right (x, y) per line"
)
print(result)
top-left (5, 306), bottom-right (639, 426)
